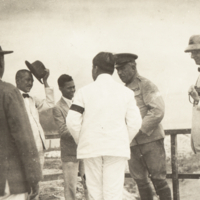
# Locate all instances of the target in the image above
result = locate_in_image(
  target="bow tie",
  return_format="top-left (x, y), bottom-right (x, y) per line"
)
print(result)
top-left (22, 93), bottom-right (30, 98)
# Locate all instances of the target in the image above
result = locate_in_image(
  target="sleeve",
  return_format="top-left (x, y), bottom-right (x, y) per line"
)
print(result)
top-left (35, 87), bottom-right (55, 112)
top-left (125, 93), bottom-right (142, 143)
top-left (53, 106), bottom-right (72, 138)
top-left (140, 83), bottom-right (165, 136)
top-left (4, 88), bottom-right (42, 185)
top-left (66, 89), bottom-right (85, 144)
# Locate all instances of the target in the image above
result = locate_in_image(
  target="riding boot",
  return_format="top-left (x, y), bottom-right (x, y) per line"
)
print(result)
top-left (135, 179), bottom-right (153, 200)
top-left (153, 179), bottom-right (172, 200)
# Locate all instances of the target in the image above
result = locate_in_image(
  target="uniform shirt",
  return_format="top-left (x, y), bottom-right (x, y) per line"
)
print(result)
top-left (66, 74), bottom-right (142, 159)
top-left (126, 73), bottom-right (165, 146)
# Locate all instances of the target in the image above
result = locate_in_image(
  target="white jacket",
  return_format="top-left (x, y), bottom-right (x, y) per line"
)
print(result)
top-left (66, 74), bottom-right (142, 159)
top-left (21, 87), bottom-right (54, 151)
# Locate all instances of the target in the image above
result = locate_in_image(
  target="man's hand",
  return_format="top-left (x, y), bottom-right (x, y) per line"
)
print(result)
top-left (43, 69), bottom-right (50, 87)
top-left (188, 85), bottom-right (199, 101)
top-left (29, 182), bottom-right (39, 200)
top-left (136, 129), bottom-right (144, 137)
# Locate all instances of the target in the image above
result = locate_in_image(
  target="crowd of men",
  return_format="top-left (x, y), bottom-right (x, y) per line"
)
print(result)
top-left (0, 34), bottom-right (200, 200)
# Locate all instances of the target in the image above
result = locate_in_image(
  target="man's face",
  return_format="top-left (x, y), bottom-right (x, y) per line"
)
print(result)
top-left (0, 54), bottom-right (5, 78)
top-left (17, 72), bottom-right (34, 93)
top-left (191, 50), bottom-right (200, 65)
top-left (60, 80), bottom-right (75, 100)
top-left (116, 62), bottom-right (136, 84)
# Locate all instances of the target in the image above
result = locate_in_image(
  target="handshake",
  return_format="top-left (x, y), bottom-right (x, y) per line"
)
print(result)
top-left (188, 85), bottom-right (200, 102)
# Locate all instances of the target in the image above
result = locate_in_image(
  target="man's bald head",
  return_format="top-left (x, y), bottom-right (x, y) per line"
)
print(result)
top-left (16, 70), bottom-right (34, 93)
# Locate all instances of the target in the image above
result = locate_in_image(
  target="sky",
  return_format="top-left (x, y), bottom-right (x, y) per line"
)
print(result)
top-left (1, 0), bottom-right (200, 129)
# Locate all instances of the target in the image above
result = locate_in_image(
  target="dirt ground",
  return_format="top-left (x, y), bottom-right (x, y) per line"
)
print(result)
top-left (39, 177), bottom-right (140, 200)
top-left (42, 145), bottom-right (200, 200)
top-left (41, 158), bottom-right (140, 200)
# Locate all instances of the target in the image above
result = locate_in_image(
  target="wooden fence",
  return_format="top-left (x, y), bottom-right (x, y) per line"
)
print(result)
top-left (44, 129), bottom-right (197, 200)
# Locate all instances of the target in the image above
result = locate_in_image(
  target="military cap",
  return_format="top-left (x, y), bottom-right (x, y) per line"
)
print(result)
top-left (185, 35), bottom-right (200, 53)
top-left (93, 52), bottom-right (115, 72)
top-left (115, 53), bottom-right (138, 67)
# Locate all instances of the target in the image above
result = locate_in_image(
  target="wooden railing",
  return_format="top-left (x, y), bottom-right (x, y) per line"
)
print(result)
top-left (45, 129), bottom-right (196, 200)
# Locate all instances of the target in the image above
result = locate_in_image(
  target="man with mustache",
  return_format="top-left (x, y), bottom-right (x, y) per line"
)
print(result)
top-left (15, 65), bottom-right (54, 200)
top-left (115, 53), bottom-right (171, 200)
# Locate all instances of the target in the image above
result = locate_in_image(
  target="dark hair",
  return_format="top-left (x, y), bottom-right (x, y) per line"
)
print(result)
top-left (93, 52), bottom-right (115, 74)
top-left (58, 74), bottom-right (73, 87)
top-left (15, 69), bottom-right (32, 81)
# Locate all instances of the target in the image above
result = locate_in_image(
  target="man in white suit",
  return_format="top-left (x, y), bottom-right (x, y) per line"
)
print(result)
top-left (66, 52), bottom-right (142, 200)
top-left (15, 67), bottom-right (54, 200)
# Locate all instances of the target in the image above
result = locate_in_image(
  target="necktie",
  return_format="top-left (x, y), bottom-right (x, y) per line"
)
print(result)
top-left (22, 93), bottom-right (29, 98)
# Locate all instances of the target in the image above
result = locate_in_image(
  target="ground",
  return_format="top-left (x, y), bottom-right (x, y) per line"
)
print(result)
top-left (41, 135), bottom-right (200, 200)
top-left (41, 158), bottom-right (140, 200)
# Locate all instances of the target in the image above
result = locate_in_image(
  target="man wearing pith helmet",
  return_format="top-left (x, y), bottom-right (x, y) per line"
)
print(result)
top-left (66, 52), bottom-right (142, 200)
top-left (115, 53), bottom-right (171, 200)
top-left (185, 35), bottom-right (200, 154)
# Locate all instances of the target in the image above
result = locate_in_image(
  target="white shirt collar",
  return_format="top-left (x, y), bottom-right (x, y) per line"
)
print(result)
top-left (62, 96), bottom-right (72, 107)
top-left (96, 74), bottom-right (113, 82)
top-left (18, 89), bottom-right (29, 95)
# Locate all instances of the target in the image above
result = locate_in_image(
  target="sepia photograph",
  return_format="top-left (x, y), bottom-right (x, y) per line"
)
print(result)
top-left (1, 0), bottom-right (200, 199)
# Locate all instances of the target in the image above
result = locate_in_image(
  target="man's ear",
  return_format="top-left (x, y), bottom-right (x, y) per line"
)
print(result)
top-left (16, 78), bottom-right (20, 86)
top-left (94, 65), bottom-right (98, 71)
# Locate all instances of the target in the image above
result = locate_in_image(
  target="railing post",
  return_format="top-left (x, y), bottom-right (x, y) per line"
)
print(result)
top-left (171, 134), bottom-right (180, 200)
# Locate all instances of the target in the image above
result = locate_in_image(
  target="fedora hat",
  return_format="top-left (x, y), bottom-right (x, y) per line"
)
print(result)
top-left (25, 60), bottom-right (46, 84)
top-left (185, 35), bottom-right (200, 53)
top-left (0, 46), bottom-right (13, 55)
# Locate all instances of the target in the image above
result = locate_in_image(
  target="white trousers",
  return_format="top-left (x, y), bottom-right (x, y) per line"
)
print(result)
top-left (84, 156), bottom-right (127, 200)
top-left (0, 180), bottom-right (27, 200)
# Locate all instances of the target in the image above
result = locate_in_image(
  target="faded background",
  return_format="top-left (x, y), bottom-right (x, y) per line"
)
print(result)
top-left (1, 0), bottom-right (200, 130)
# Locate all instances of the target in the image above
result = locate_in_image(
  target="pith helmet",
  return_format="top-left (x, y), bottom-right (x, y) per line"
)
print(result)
top-left (185, 35), bottom-right (200, 53)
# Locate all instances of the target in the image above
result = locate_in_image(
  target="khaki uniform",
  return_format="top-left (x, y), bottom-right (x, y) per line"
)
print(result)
top-left (127, 74), bottom-right (165, 146)
top-left (127, 74), bottom-right (167, 180)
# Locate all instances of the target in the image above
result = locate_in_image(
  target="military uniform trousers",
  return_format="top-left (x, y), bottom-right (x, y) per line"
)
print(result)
top-left (128, 139), bottom-right (166, 181)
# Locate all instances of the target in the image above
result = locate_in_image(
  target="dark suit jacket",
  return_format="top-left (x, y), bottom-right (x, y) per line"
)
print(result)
top-left (53, 97), bottom-right (78, 162)
top-left (0, 80), bottom-right (42, 195)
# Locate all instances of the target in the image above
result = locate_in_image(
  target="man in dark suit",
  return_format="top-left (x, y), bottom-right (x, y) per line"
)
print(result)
top-left (53, 74), bottom-right (87, 200)
top-left (0, 46), bottom-right (42, 200)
